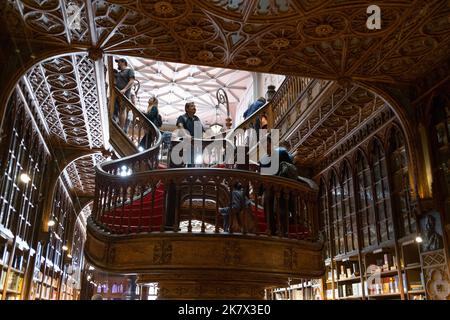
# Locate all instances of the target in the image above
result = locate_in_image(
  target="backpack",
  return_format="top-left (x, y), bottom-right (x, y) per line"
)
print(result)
top-left (278, 161), bottom-right (298, 180)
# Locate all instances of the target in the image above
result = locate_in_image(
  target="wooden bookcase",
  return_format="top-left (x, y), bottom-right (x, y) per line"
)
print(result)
top-left (0, 240), bottom-right (27, 300)
top-left (272, 238), bottom-right (427, 300)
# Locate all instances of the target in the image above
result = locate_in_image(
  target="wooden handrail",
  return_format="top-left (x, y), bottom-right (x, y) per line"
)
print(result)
top-left (228, 76), bottom-right (315, 147)
top-left (94, 61), bottom-right (320, 243)
top-left (92, 167), bottom-right (318, 239)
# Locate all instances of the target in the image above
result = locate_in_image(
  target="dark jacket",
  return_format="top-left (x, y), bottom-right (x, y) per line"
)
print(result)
top-left (146, 106), bottom-right (162, 128)
top-left (244, 99), bottom-right (265, 119)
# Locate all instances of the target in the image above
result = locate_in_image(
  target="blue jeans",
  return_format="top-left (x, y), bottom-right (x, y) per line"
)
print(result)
top-left (220, 207), bottom-right (230, 232)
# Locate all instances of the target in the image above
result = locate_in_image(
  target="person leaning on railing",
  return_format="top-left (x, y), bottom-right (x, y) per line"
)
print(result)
top-left (243, 97), bottom-right (266, 119)
top-left (113, 58), bottom-right (135, 127)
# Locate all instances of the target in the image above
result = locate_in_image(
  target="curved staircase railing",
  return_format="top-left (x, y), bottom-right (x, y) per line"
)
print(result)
top-left (86, 63), bottom-right (325, 297)
top-left (229, 76), bottom-right (315, 147)
top-left (92, 167), bottom-right (318, 240)
top-left (95, 62), bottom-right (320, 243)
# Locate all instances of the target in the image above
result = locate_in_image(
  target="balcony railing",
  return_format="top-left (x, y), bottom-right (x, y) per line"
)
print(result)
top-left (230, 76), bottom-right (315, 147)
top-left (92, 166), bottom-right (318, 240)
top-left (95, 61), bottom-right (320, 243)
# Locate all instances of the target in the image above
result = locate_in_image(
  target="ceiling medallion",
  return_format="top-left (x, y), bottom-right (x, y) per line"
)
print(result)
top-left (197, 50), bottom-right (214, 61)
top-left (154, 1), bottom-right (174, 15)
top-left (272, 38), bottom-right (290, 49)
top-left (186, 26), bottom-right (203, 39)
top-left (315, 24), bottom-right (334, 36)
top-left (246, 56), bottom-right (262, 66)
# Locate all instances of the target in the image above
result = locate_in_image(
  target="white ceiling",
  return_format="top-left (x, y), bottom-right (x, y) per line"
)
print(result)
top-left (124, 57), bottom-right (254, 127)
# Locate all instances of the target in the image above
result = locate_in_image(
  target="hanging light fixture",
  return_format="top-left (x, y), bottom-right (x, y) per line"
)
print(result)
top-left (209, 104), bottom-right (223, 135)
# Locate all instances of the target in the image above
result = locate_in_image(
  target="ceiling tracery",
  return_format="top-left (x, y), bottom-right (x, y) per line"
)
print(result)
top-left (126, 56), bottom-right (253, 125)
top-left (23, 52), bottom-right (105, 148)
top-left (3, 0), bottom-right (448, 84)
top-left (63, 153), bottom-right (106, 196)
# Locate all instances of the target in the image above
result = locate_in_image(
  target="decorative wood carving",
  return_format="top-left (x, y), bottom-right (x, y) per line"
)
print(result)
top-left (422, 250), bottom-right (447, 267)
top-left (287, 84), bottom-right (388, 166)
top-left (23, 53), bottom-right (104, 148)
top-left (283, 247), bottom-right (297, 270)
top-left (316, 105), bottom-right (395, 172)
top-left (87, 224), bottom-right (324, 299)
top-left (223, 241), bottom-right (242, 266)
top-left (153, 240), bottom-right (173, 264)
top-left (62, 153), bottom-right (106, 196)
top-left (85, 220), bottom-right (324, 276)
top-left (4, 1), bottom-right (449, 84)
top-left (425, 267), bottom-right (450, 300)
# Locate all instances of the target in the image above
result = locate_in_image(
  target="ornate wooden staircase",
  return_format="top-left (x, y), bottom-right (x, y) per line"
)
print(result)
top-left (85, 71), bottom-right (325, 299)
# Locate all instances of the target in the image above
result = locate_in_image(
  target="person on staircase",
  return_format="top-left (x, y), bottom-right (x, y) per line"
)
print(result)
top-left (113, 58), bottom-right (135, 130)
top-left (175, 102), bottom-right (205, 166)
top-left (243, 97), bottom-right (266, 119)
top-left (139, 96), bottom-right (162, 149)
top-left (219, 182), bottom-right (251, 232)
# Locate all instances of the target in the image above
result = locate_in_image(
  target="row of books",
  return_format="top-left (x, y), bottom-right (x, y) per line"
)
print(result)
top-left (0, 270), bottom-right (24, 292)
top-left (366, 276), bottom-right (400, 295)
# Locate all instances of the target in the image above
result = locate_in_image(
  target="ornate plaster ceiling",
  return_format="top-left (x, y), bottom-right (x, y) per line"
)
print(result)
top-left (124, 56), bottom-right (253, 126)
top-left (63, 153), bottom-right (106, 196)
top-left (3, 0), bottom-right (449, 85)
top-left (22, 52), bottom-right (106, 148)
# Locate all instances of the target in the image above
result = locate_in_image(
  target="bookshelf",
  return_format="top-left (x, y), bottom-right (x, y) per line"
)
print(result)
top-left (401, 241), bottom-right (426, 300)
top-left (0, 240), bottom-right (28, 300)
top-left (273, 238), bottom-right (428, 300)
top-left (272, 279), bottom-right (323, 300)
top-left (362, 248), bottom-right (402, 299)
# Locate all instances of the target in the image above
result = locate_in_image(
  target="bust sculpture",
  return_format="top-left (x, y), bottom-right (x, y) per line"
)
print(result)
top-left (422, 215), bottom-right (444, 252)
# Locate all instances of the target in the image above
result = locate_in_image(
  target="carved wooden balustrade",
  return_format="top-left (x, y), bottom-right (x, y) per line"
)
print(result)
top-left (88, 151), bottom-right (324, 299)
top-left (111, 87), bottom-right (153, 147)
top-left (229, 76), bottom-right (315, 147)
top-left (92, 166), bottom-right (318, 239)
top-left (88, 64), bottom-right (324, 299)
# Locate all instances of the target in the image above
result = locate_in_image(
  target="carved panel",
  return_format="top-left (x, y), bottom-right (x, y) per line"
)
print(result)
top-left (85, 223), bottom-right (325, 277)
top-left (223, 241), bottom-right (242, 265)
top-left (424, 265), bottom-right (450, 300)
top-left (422, 250), bottom-right (447, 267)
top-left (421, 250), bottom-right (450, 300)
top-left (153, 240), bottom-right (173, 264)
top-left (283, 247), bottom-right (297, 270)
top-left (12, 0), bottom-right (91, 44)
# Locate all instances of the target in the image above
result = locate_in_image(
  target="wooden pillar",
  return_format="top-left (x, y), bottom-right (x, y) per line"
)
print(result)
top-left (139, 285), bottom-right (149, 300)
